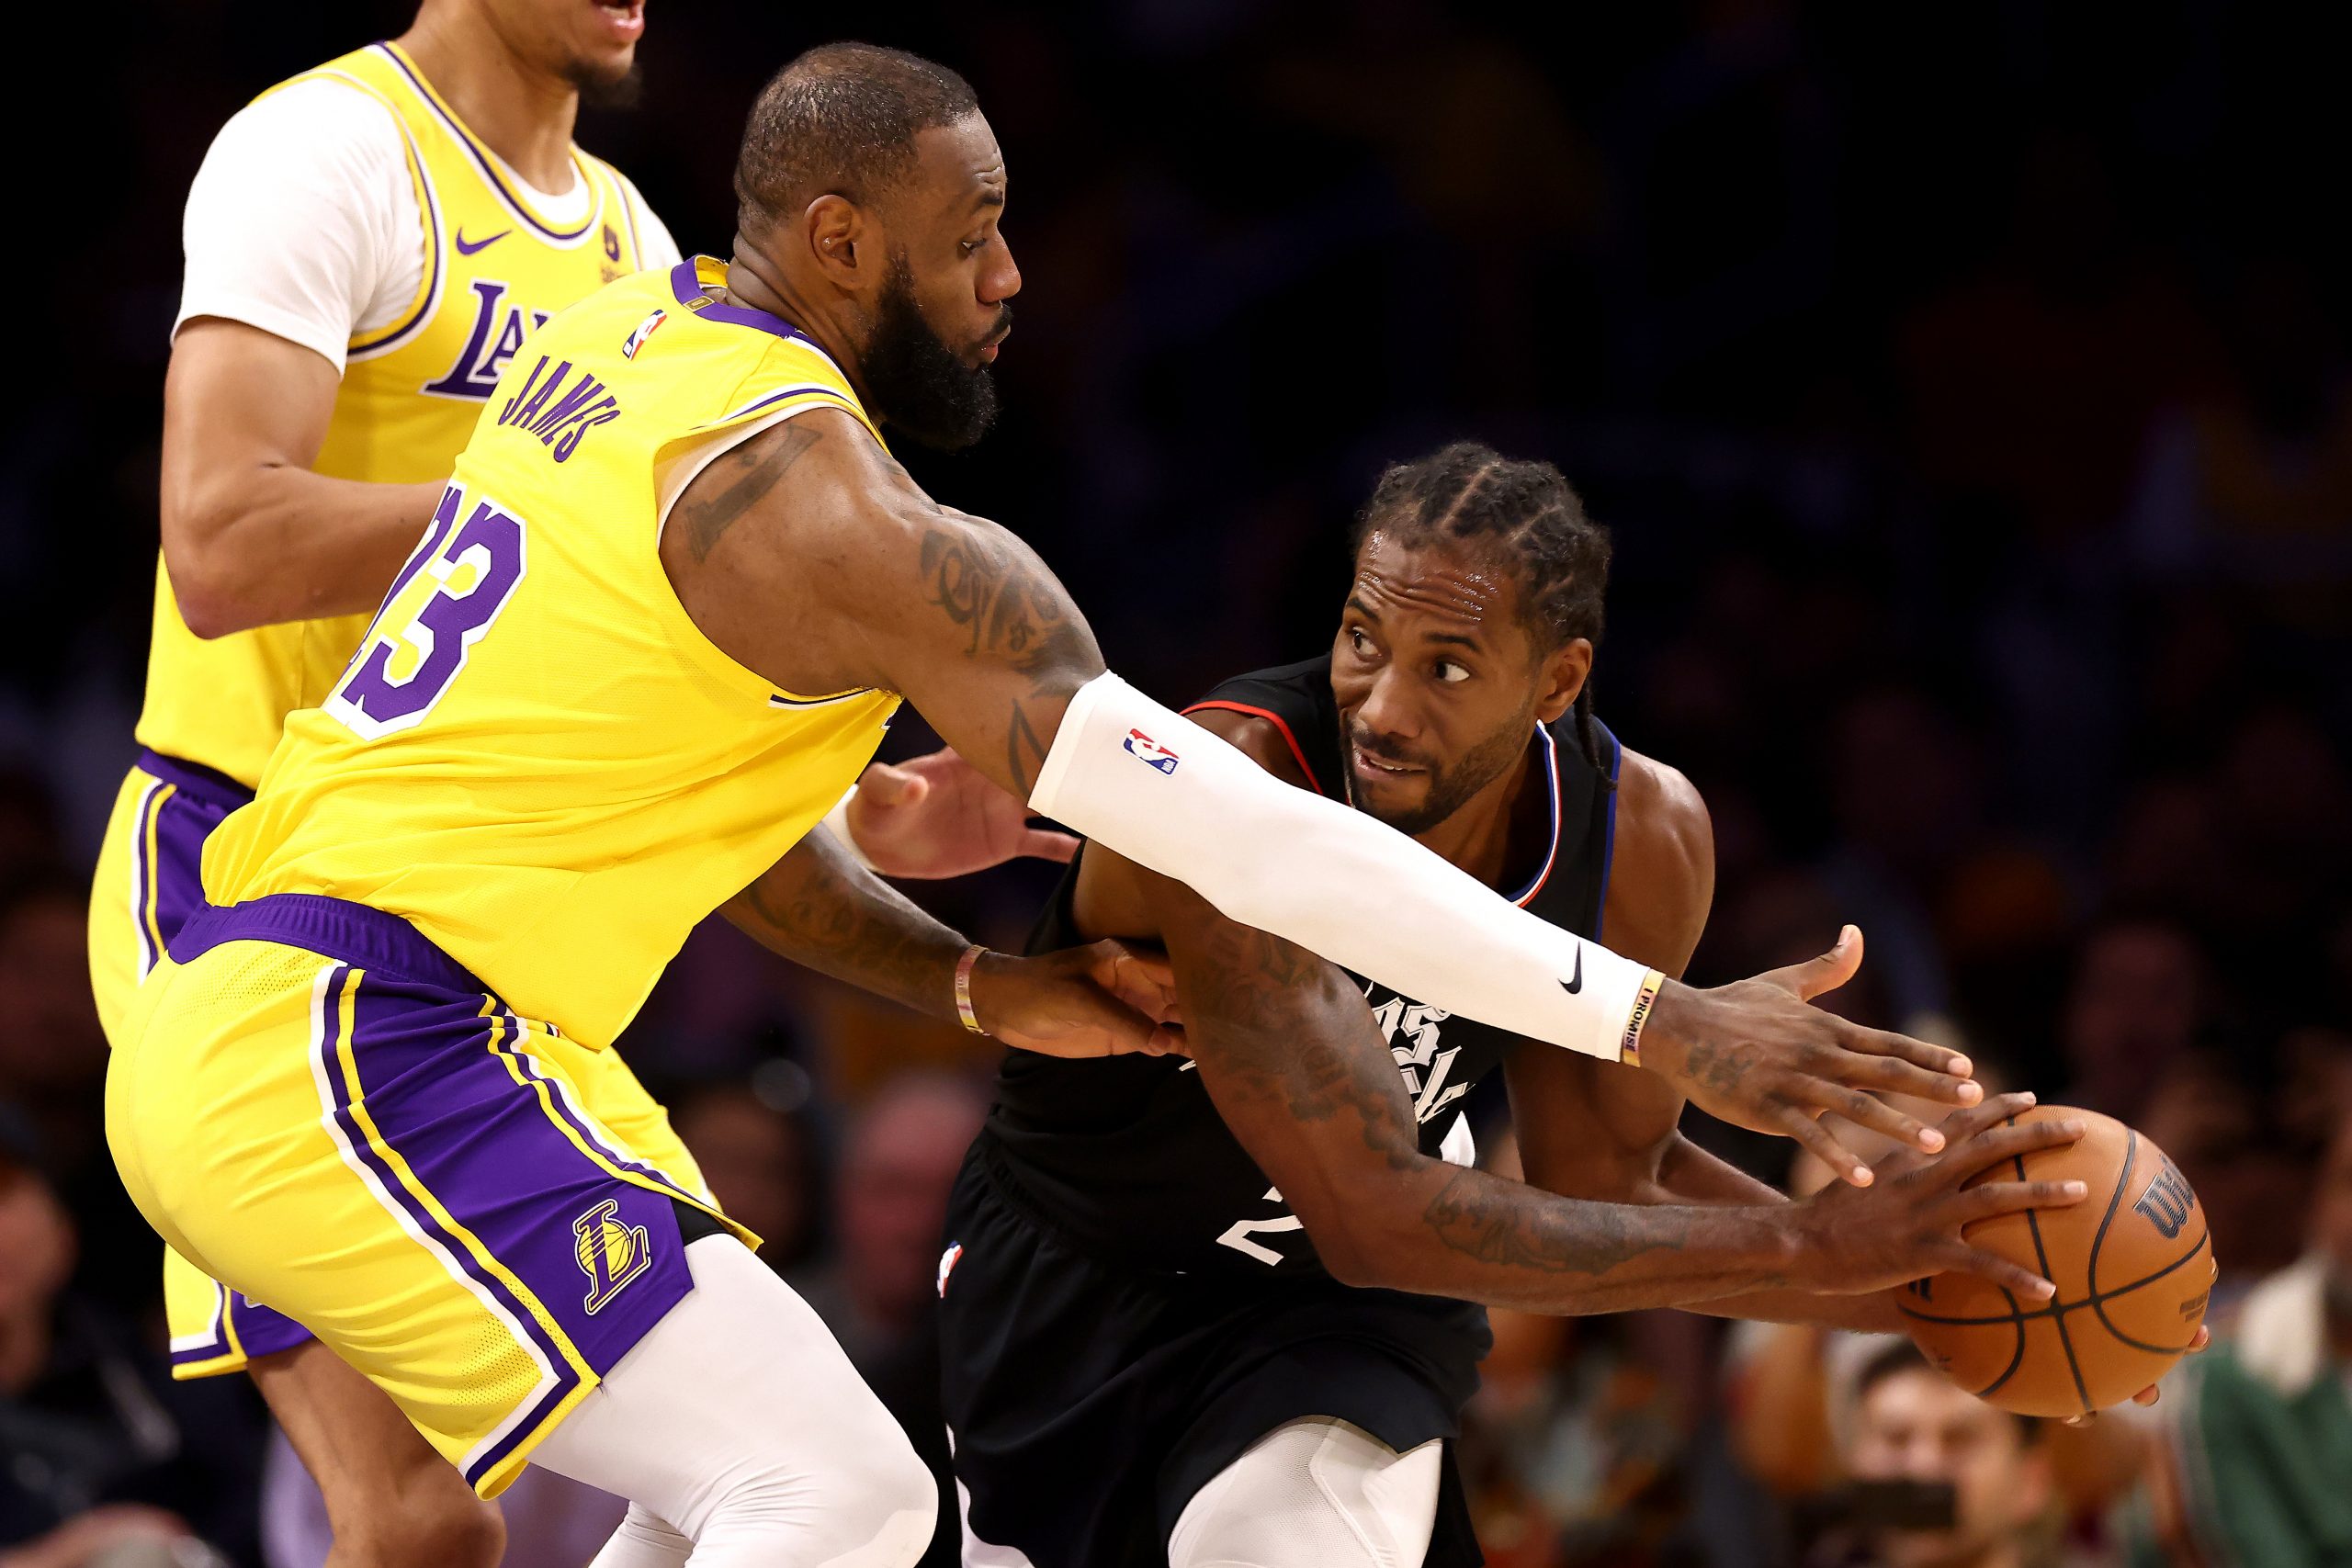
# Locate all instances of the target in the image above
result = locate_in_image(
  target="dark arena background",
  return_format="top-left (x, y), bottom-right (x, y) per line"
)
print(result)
top-left (6, 4), bottom-right (2348, 1566)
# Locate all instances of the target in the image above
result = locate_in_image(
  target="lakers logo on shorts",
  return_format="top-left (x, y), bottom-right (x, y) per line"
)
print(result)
top-left (573, 1199), bottom-right (652, 1314)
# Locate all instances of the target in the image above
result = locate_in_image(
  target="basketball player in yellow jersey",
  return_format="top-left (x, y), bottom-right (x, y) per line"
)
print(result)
top-left (91, 9), bottom-right (1107, 1568)
top-left (111, 42), bottom-right (2004, 1568)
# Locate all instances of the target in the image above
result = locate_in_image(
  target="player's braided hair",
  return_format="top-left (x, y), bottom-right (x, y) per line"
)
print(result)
top-left (1350, 442), bottom-right (1615, 784)
top-left (735, 42), bottom-right (980, 237)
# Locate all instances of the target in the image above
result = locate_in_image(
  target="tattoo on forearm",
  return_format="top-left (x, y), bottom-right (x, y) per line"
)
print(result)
top-left (732, 840), bottom-right (959, 1017)
top-left (675, 422), bottom-right (821, 564)
top-left (1422, 1171), bottom-right (1693, 1275)
top-left (1182, 920), bottom-right (1422, 1170)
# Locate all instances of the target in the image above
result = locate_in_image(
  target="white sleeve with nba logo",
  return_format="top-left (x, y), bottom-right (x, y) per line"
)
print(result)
top-left (1031, 672), bottom-right (1661, 1062)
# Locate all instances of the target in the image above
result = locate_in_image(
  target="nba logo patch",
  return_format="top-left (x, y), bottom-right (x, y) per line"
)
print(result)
top-left (937, 1241), bottom-right (965, 1299)
top-left (573, 1199), bottom-right (652, 1314)
top-left (622, 309), bottom-right (668, 359)
top-left (1123, 728), bottom-right (1180, 774)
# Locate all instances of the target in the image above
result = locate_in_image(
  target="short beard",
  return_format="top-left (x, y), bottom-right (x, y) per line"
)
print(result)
top-left (564, 58), bottom-right (643, 111)
top-left (862, 252), bottom-right (1001, 452)
top-left (1343, 709), bottom-right (1533, 838)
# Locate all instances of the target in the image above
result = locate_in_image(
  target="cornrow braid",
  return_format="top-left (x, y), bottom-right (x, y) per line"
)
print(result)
top-left (1349, 442), bottom-right (1615, 785)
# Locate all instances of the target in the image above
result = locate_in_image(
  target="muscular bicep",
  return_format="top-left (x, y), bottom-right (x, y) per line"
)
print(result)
top-left (1508, 748), bottom-right (1715, 1200)
top-left (161, 321), bottom-right (341, 555)
top-left (662, 408), bottom-right (1105, 801)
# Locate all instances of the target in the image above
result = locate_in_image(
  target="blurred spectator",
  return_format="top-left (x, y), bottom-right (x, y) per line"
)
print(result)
top-left (2125, 1114), bottom-right (2352, 1567)
top-left (1805, 1341), bottom-right (2064, 1568)
top-left (0, 1109), bottom-right (259, 1568)
top-left (2059, 917), bottom-right (2210, 1124)
top-left (1456, 1308), bottom-right (1699, 1568)
top-left (668, 1071), bottom-right (830, 1275)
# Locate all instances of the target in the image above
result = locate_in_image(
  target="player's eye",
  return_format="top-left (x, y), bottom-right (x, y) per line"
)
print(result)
top-left (960, 239), bottom-right (984, 257)
top-left (1347, 626), bottom-right (1375, 658)
top-left (1434, 660), bottom-right (1471, 683)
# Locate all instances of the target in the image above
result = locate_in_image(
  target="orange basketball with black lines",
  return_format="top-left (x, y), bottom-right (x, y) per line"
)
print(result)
top-left (1896, 1105), bottom-right (2215, 1418)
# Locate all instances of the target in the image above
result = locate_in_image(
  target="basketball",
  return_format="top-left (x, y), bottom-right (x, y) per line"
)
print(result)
top-left (1897, 1106), bottom-right (2217, 1418)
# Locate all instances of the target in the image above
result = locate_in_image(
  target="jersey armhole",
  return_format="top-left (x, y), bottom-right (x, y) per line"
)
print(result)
top-left (315, 71), bottom-right (441, 359)
top-left (1180, 701), bottom-right (1324, 795)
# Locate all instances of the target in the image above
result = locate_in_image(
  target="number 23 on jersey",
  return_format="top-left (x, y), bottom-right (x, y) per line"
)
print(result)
top-left (328, 482), bottom-right (528, 740)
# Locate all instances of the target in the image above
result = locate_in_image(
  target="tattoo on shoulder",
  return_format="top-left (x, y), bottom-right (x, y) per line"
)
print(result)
top-left (675, 421), bottom-right (822, 564)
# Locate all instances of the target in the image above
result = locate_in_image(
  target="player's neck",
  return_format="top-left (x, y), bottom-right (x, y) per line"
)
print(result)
top-left (1415, 736), bottom-right (1544, 890)
top-left (397, 16), bottom-right (581, 195)
top-left (719, 245), bottom-right (876, 409)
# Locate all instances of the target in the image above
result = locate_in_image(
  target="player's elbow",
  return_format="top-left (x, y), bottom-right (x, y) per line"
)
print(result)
top-left (160, 499), bottom-right (275, 638)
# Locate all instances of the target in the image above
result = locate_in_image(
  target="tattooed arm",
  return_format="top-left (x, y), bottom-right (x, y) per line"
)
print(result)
top-left (1102, 850), bottom-right (2076, 1313)
top-left (662, 409), bottom-right (1098, 795)
top-left (722, 824), bottom-right (1180, 1058)
top-left (1502, 753), bottom-right (1897, 1329)
top-left (658, 409), bottom-right (1989, 1182)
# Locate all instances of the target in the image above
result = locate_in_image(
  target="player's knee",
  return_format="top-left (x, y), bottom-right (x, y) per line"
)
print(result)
top-left (806, 1436), bottom-right (936, 1568)
top-left (334, 1482), bottom-right (503, 1568)
top-left (696, 1427), bottom-right (935, 1568)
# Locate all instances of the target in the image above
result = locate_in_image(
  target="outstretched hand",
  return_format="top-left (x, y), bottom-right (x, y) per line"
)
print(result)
top-left (1639, 926), bottom-right (1983, 1186)
top-left (967, 939), bottom-right (1185, 1058)
top-left (846, 746), bottom-right (1081, 879)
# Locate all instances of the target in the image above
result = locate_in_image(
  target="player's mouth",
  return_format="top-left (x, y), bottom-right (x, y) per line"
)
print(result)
top-left (594, 0), bottom-right (645, 44)
top-left (1350, 742), bottom-right (1426, 784)
top-left (976, 325), bottom-right (1010, 365)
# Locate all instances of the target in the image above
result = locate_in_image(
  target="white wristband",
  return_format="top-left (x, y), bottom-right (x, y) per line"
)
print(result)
top-left (1030, 671), bottom-right (1657, 1061)
top-left (820, 784), bottom-right (879, 874)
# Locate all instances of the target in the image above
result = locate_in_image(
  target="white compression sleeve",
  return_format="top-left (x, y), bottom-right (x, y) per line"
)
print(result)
top-left (1168, 1418), bottom-right (1442, 1568)
top-left (1028, 672), bottom-right (1663, 1061)
top-left (530, 1235), bottom-right (936, 1568)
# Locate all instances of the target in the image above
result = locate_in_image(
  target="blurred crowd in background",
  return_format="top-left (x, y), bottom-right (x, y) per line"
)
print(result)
top-left (6, 2), bottom-right (2350, 1565)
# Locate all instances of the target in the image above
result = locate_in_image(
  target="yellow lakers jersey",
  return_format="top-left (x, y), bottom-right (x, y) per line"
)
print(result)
top-left (204, 257), bottom-right (900, 1047)
top-left (138, 41), bottom-right (662, 788)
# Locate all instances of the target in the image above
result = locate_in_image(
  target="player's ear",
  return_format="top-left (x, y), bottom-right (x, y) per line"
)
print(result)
top-left (1533, 637), bottom-right (1591, 726)
top-left (805, 195), bottom-right (865, 288)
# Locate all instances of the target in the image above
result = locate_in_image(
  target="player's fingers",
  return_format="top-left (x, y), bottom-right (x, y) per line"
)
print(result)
top-left (1953, 1178), bottom-right (2088, 1222)
top-left (1929, 1090), bottom-right (2039, 1146)
top-left (2188, 1325), bottom-right (2211, 1353)
top-left (1806, 1048), bottom-right (1977, 1111)
top-left (1764, 924), bottom-right (1863, 1002)
top-left (1795, 1082), bottom-right (1941, 1152)
top-left (2132, 1383), bottom-right (2163, 1406)
top-left (1148, 1023), bottom-right (1191, 1058)
top-left (1776, 1103), bottom-right (1874, 1187)
top-left (1949, 1118), bottom-right (2086, 1180)
top-left (1833, 1020), bottom-right (1976, 1088)
top-left (1018, 826), bottom-right (1082, 863)
top-left (1945, 1246), bottom-right (2057, 1302)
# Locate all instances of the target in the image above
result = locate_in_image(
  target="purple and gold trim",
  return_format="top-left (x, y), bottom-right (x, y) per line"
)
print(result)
top-left (669, 258), bottom-right (826, 348)
top-left (345, 76), bottom-right (447, 359)
top-left (168, 1277), bottom-right (311, 1377)
top-left (128, 749), bottom-right (254, 980)
top-left (306, 963), bottom-right (586, 1488)
top-left (374, 42), bottom-right (601, 246)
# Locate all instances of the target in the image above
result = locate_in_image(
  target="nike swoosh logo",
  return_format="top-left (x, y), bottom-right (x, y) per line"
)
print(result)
top-left (454, 229), bottom-right (511, 256)
top-left (1561, 946), bottom-right (1584, 995)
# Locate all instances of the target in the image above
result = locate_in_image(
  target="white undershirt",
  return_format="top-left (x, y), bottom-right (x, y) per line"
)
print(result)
top-left (175, 76), bottom-right (682, 373)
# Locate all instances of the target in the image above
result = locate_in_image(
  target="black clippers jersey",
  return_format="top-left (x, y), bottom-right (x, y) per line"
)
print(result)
top-left (989, 657), bottom-right (1623, 1280)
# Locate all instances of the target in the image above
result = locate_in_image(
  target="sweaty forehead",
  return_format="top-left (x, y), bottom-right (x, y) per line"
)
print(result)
top-left (1351, 531), bottom-right (1518, 635)
top-left (904, 113), bottom-right (1005, 224)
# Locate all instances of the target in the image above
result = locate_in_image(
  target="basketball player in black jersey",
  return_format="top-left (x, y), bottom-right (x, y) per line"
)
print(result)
top-left (937, 444), bottom-right (2103, 1568)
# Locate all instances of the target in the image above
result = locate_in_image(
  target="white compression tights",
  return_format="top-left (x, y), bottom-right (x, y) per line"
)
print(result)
top-left (529, 1235), bottom-right (937, 1568)
top-left (1166, 1418), bottom-right (1442, 1568)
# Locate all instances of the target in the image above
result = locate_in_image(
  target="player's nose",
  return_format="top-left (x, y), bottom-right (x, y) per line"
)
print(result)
top-left (981, 244), bottom-right (1021, 305)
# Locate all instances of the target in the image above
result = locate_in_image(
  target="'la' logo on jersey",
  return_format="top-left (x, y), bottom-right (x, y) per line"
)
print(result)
top-left (573, 1199), bottom-right (652, 1314)
top-left (424, 279), bottom-right (553, 400)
